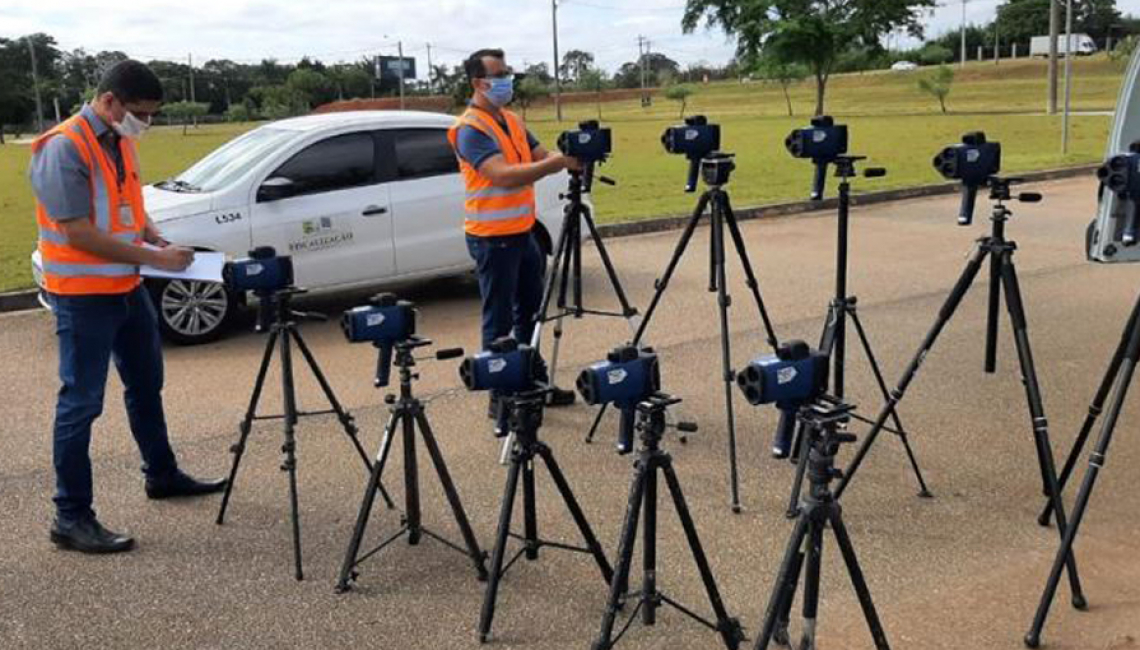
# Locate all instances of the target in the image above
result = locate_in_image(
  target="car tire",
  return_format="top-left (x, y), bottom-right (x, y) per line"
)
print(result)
top-left (148, 278), bottom-right (237, 345)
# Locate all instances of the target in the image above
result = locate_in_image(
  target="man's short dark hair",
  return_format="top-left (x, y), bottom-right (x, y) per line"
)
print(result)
top-left (465, 48), bottom-right (505, 83)
top-left (97, 60), bottom-right (164, 103)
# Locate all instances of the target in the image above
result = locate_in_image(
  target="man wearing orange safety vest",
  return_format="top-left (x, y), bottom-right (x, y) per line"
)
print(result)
top-left (448, 49), bottom-right (581, 413)
top-left (29, 61), bottom-right (225, 555)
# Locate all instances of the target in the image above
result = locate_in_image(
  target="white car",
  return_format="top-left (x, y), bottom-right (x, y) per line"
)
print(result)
top-left (890, 61), bottom-right (919, 71)
top-left (32, 111), bottom-right (570, 344)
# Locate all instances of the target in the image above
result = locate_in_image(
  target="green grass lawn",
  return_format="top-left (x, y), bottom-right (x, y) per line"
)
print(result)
top-left (0, 56), bottom-right (1124, 293)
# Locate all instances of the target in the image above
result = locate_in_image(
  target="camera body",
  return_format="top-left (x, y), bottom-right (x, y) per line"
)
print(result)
top-left (933, 132), bottom-right (1002, 225)
top-left (662, 115), bottom-right (722, 192)
top-left (737, 340), bottom-right (829, 408)
top-left (785, 116), bottom-right (849, 200)
top-left (459, 337), bottom-right (541, 394)
top-left (558, 120), bottom-right (612, 163)
top-left (224, 246), bottom-right (294, 294)
top-left (1097, 148), bottom-right (1140, 246)
top-left (577, 345), bottom-right (660, 454)
top-left (342, 293), bottom-right (417, 387)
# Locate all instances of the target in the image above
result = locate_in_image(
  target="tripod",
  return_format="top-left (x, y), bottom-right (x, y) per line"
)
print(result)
top-left (336, 337), bottom-right (487, 593)
top-left (532, 163), bottom-right (639, 391)
top-left (832, 177), bottom-right (1088, 609)
top-left (479, 389), bottom-right (614, 643)
top-left (1024, 288), bottom-right (1140, 647)
top-left (587, 153), bottom-right (781, 513)
top-left (756, 396), bottom-right (889, 650)
top-left (783, 157), bottom-right (931, 518)
top-left (216, 288), bottom-right (392, 580)
top-left (593, 393), bottom-right (744, 650)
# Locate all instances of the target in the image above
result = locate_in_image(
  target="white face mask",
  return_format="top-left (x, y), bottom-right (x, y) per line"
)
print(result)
top-left (114, 111), bottom-right (150, 139)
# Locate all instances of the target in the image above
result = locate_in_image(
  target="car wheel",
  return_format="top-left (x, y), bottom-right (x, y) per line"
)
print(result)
top-left (149, 278), bottom-right (236, 345)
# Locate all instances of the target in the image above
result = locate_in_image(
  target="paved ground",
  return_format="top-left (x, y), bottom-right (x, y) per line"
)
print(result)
top-left (2, 176), bottom-right (1138, 650)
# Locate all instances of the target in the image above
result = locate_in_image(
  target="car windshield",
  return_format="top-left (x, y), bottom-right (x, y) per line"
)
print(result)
top-left (163, 127), bottom-right (296, 193)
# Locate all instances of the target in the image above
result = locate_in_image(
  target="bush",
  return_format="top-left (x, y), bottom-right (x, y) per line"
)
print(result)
top-left (224, 103), bottom-right (253, 123)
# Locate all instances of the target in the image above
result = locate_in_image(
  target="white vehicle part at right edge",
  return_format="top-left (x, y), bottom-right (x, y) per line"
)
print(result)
top-left (1089, 44), bottom-right (1140, 263)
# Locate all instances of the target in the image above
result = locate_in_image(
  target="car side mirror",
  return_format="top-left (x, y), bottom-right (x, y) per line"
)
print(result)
top-left (257, 176), bottom-right (296, 202)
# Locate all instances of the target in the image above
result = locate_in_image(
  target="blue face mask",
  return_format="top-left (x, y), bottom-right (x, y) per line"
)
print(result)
top-left (484, 76), bottom-right (514, 107)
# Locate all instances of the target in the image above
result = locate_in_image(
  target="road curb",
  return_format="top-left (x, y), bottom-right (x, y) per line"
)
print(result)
top-left (0, 289), bottom-right (42, 314)
top-left (0, 164), bottom-right (1099, 315)
top-left (594, 163), bottom-right (1099, 239)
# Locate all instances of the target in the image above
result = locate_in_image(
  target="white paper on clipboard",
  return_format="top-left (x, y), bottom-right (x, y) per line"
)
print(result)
top-left (139, 244), bottom-right (226, 283)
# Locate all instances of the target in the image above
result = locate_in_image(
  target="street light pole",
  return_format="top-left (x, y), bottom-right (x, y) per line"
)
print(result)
top-left (552, 0), bottom-right (563, 121)
top-left (960, 0), bottom-right (968, 68)
top-left (1048, 0), bottom-right (1060, 114)
top-left (26, 36), bottom-right (45, 133)
top-left (397, 41), bottom-right (406, 110)
top-left (1062, 0), bottom-right (1074, 154)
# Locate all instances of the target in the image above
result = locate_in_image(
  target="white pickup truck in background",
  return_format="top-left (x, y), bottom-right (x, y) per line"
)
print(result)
top-left (1030, 34), bottom-right (1098, 57)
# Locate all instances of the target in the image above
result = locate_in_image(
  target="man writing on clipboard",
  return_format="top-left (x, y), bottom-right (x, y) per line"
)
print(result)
top-left (29, 60), bottom-right (225, 555)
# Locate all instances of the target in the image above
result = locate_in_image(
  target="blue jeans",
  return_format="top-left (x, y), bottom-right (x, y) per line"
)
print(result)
top-left (466, 231), bottom-right (547, 350)
top-left (51, 285), bottom-right (178, 522)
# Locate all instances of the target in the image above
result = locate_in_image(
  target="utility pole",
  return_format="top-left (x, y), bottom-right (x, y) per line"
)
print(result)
top-left (397, 41), bottom-right (406, 110)
top-left (426, 42), bottom-right (435, 95)
top-left (26, 36), bottom-right (45, 133)
top-left (637, 35), bottom-right (649, 107)
top-left (960, 0), bottom-right (968, 68)
top-left (994, 15), bottom-right (1000, 64)
top-left (1048, 0), bottom-right (1060, 114)
top-left (552, 0), bottom-right (563, 121)
top-left (188, 53), bottom-right (198, 128)
top-left (1062, 0), bottom-right (1074, 154)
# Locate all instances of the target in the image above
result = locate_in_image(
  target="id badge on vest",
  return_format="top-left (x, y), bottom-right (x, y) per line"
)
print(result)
top-left (119, 201), bottom-right (135, 228)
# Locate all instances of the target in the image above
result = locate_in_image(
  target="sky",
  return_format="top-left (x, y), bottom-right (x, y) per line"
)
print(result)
top-left (4, 0), bottom-right (1140, 75)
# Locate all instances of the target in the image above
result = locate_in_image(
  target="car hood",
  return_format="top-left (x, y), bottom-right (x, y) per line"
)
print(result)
top-left (143, 185), bottom-right (216, 223)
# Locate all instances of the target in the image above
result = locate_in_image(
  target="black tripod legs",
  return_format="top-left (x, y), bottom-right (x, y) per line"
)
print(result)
top-left (999, 253), bottom-right (1086, 610)
top-left (217, 328), bottom-right (279, 526)
top-left (479, 441), bottom-right (612, 643)
top-left (336, 408), bottom-right (399, 592)
top-left (594, 454), bottom-right (742, 650)
top-left (1039, 292), bottom-right (1140, 527)
top-left (1025, 296), bottom-right (1140, 647)
top-left (756, 505), bottom-right (889, 650)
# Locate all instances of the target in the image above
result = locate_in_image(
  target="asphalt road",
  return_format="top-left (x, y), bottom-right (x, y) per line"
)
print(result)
top-left (1, 176), bottom-right (1138, 650)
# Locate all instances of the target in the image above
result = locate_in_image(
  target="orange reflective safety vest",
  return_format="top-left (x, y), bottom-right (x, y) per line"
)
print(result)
top-left (34, 114), bottom-right (146, 295)
top-left (447, 107), bottom-right (537, 237)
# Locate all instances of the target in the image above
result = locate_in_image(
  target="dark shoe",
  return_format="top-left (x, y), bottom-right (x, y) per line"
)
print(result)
top-left (546, 386), bottom-right (577, 407)
top-left (50, 517), bottom-right (135, 554)
top-left (145, 470), bottom-right (227, 500)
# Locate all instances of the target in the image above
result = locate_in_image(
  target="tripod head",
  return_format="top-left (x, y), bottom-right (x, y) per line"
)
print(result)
top-left (253, 287), bottom-right (326, 333)
top-left (797, 396), bottom-right (857, 490)
top-left (832, 155), bottom-right (886, 183)
top-left (633, 392), bottom-right (699, 452)
top-left (379, 337), bottom-right (463, 402)
top-left (500, 386), bottom-right (553, 440)
top-left (985, 176), bottom-right (1043, 227)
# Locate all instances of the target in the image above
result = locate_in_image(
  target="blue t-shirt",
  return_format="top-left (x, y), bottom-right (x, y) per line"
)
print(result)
top-left (455, 120), bottom-right (540, 170)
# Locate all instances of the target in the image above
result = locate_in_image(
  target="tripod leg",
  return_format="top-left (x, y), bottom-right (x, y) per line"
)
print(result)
top-left (581, 206), bottom-right (639, 318)
top-left (1039, 292), bottom-right (1140, 526)
top-left (642, 456), bottom-right (658, 626)
top-left (848, 308), bottom-right (933, 498)
top-left (278, 327), bottom-right (304, 581)
top-left (836, 244), bottom-right (989, 500)
top-left (757, 517), bottom-right (811, 650)
top-left (478, 449), bottom-right (523, 643)
top-left (721, 192), bottom-right (780, 348)
top-left (797, 520), bottom-right (824, 650)
top-left (661, 461), bottom-right (742, 650)
top-left (999, 256), bottom-right (1086, 608)
top-left (336, 408), bottom-right (402, 592)
top-left (290, 330), bottom-right (394, 508)
top-left (402, 400), bottom-right (421, 545)
top-left (786, 430), bottom-right (811, 518)
top-left (538, 444), bottom-right (614, 583)
top-left (1025, 308), bottom-right (1140, 648)
top-left (828, 507), bottom-right (891, 650)
top-left (985, 239), bottom-right (1002, 373)
top-left (774, 548), bottom-right (805, 647)
top-left (711, 198), bottom-right (743, 514)
top-left (592, 458), bottom-right (646, 650)
top-left (523, 451), bottom-right (538, 561)
top-left (414, 410), bottom-right (488, 580)
top-left (217, 328), bottom-right (278, 525)
top-left (530, 205), bottom-right (573, 349)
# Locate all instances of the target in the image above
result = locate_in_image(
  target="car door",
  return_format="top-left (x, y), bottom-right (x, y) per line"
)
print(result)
top-left (382, 128), bottom-right (468, 276)
top-left (248, 129), bottom-right (396, 289)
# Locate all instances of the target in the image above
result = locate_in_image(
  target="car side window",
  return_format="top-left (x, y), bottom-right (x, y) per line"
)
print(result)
top-left (392, 129), bottom-right (459, 180)
top-left (269, 132), bottom-right (377, 197)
